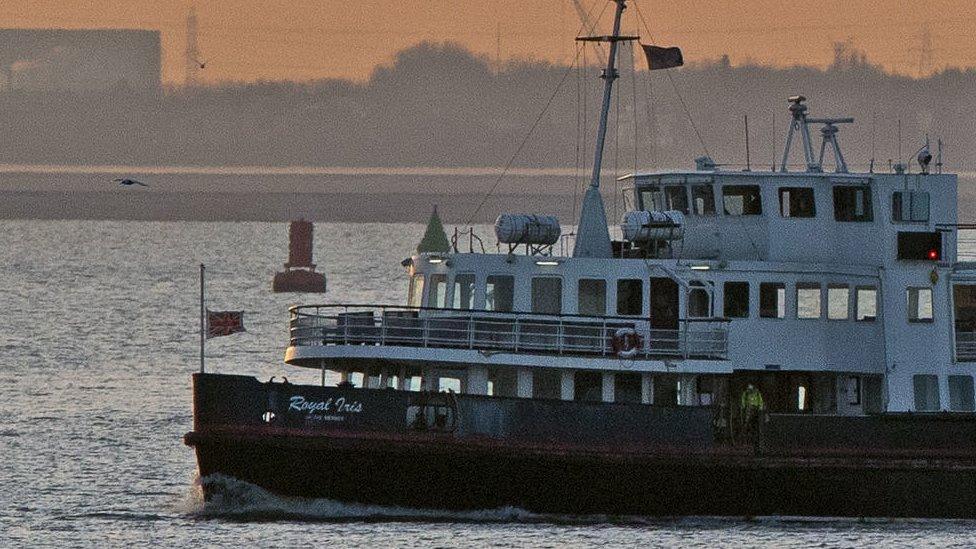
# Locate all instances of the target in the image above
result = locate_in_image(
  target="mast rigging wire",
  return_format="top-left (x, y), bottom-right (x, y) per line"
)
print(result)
top-left (632, 0), bottom-right (711, 159)
top-left (464, 49), bottom-right (582, 225)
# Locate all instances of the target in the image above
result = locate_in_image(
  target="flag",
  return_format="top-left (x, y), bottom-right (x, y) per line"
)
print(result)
top-left (641, 45), bottom-right (683, 70)
top-left (206, 310), bottom-right (245, 338)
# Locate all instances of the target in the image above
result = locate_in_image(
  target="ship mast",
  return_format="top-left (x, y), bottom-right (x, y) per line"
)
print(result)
top-left (573, 0), bottom-right (634, 258)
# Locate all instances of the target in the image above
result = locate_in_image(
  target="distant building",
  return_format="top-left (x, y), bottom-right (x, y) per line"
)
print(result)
top-left (0, 29), bottom-right (161, 92)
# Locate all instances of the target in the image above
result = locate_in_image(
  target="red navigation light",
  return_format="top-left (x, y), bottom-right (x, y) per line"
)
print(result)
top-left (928, 249), bottom-right (939, 260)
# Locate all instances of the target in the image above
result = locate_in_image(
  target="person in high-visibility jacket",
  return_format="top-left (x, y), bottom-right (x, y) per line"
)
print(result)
top-left (740, 384), bottom-right (765, 442)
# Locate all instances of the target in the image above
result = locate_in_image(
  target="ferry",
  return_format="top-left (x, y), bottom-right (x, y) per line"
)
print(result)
top-left (185, 0), bottom-right (976, 518)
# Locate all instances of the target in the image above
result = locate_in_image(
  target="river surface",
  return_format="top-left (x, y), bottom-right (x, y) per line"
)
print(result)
top-left (3, 219), bottom-right (976, 547)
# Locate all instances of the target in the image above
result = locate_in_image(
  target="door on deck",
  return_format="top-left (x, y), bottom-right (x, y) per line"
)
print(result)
top-left (650, 277), bottom-right (679, 350)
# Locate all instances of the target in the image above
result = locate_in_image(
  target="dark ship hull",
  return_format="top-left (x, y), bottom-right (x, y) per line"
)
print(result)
top-left (186, 373), bottom-right (976, 518)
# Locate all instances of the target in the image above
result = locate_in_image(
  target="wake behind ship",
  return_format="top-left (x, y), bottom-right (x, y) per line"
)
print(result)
top-left (186, 0), bottom-right (976, 518)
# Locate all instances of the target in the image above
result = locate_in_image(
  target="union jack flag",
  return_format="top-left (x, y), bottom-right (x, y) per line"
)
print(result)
top-left (206, 310), bottom-right (246, 339)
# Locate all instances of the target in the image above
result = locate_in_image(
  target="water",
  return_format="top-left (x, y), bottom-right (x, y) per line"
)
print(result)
top-left (3, 219), bottom-right (976, 547)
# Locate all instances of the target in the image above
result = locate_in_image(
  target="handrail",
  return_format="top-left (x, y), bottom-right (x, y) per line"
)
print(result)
top-left (289, 304), bottom-right (730, 360)
top-left (289, 303), bottom-right (730, 324)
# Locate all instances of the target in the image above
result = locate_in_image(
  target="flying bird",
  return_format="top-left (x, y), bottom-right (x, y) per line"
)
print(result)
top-left (114, 178), bottom-right (148, 187)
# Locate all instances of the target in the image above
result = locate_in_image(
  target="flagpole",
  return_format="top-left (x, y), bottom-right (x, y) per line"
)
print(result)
top-left (200, 263), bottom-right (205, 374)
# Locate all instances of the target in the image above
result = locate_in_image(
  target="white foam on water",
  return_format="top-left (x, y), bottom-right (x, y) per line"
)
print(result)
top-left (191, 474), bottom-right (547, 524)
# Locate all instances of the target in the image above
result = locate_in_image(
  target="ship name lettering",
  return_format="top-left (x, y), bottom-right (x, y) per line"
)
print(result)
top-left (288, 395), bottom-right (364, 414)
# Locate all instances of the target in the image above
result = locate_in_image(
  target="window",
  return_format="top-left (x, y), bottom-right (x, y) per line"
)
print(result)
top-left (578, 279), bottom-right (607, 316)
top-left (452, 274), bottom-right (475, 310)
top-left (796, 283), bottom-right (821, 319)
top-left (617, 279), bottom-right (644, 316)
top-left (665, 186), bottom-right (689, 213)
top-left (407, 273), bottom-right (425, 307)
top-left (485, 275), bottom-right (514, 312)
top-left (827, 285), bottom-right (850, 320)
top-left (892, 191), bottom-right (930, 222)
top-left (907, 287), bottom-right (933, 322)
top-left (760, 283), bottom-right (786, 318)
top-left (847, 375), bottom-right (861, 405)
top-left (639, 187), bottom-right (660, 211)
top-left (688, 282), bottom-right (712, 318)
top-left (722, 185), bottom-right (762, 215)
top-left (897, 231), bottom-right (941, 261)
top-left (531, 277), bottom-right (562, 314)
top-left (950, 376), bottom-right (975, 411)
top-left (692, 184), bottom-right (716, 215)
top-left (833, 186), bottom-right (873, 222)
top-left (856, 287), bottom-right (877, 321)
top-left (778, 187), bottom-right (816, 218)
top-left (429, 274), bottom-right (448, 308)
top-left (913, 374), bottom-right (941, 411)
top-left (723, 282), bottom-right (750, 318)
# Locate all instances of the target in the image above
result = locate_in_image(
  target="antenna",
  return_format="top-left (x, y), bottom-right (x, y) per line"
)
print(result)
top-left (185, 6), bottom-right (200, 87)
top-left (743, 114), bottom-right (751, 171)
top-left (771, 111), bottom-right (776, 171)
top-left (869, 111), bottom-right (876, 173)
top-left (495, 22), bottom-right (501, 73)
top-left (897, 119), bottom-right (902, 165)
top-left (937, 138), bottom-right (944, 174)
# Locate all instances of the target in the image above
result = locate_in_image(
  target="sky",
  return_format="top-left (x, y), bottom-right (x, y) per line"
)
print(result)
top-left (2, 0), bottom-right (976, 84)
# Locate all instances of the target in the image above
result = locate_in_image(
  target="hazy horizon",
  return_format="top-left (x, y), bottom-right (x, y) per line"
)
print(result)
top-left (2, 0), bottom-right (976, 85)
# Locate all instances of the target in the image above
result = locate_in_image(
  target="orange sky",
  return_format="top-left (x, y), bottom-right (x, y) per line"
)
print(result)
top-left (2, 0), bottom-right (976, 84)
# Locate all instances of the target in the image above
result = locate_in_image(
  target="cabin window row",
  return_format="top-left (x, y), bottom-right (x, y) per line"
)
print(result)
top-left (721, 281), bottom-right (878, 321)
top-left (914, 374), bottom-right (975, 411)
top-left (639, 182), bottom-right (874, 222)
top-left (412, 273), bottom-right (648, 317)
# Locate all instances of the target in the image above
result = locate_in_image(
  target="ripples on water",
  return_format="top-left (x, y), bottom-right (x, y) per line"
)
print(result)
top-left (3, 220), bottom-right (976, 547)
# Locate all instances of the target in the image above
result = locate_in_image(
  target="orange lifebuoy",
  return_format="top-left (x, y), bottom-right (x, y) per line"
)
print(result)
top-left (612, 328), bottom-right (643, 358)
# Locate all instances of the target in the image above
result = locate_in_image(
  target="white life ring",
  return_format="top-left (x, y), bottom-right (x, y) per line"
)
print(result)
top-left (613, 327), bottom-right (642, 358)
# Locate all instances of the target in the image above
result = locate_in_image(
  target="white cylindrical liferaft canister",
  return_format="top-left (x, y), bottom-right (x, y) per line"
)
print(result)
top-left (620, 210), bottom-right (685, 242)
top-left (494, 214), bottom-right (561, 245)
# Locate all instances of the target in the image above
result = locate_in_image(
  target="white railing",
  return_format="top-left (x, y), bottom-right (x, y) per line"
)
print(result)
top-left (290, 304), bottom-right (729, 360)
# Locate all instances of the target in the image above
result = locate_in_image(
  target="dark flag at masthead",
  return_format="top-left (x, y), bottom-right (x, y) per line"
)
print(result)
top-left (641, 45), bottom-right (684, 70)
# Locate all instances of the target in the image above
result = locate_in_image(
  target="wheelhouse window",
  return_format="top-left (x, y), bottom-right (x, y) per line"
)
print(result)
top-left (856, 287), bottom-right (877, 321)
top-left (407, 273), bottom-right (425, 307)
top-left (723, 282), bottom-right (749, 318)
top-left (531, 277), bottom-right (562, 315)
top-left (892, 191), bottom-right (930, 222)
top-left (907, 287), bottom-right (933, 322)
top-left (778, 187), bottom-right (816, 218)
top-left (796, 283), bottom-right (822, 319)
top-left (722, 185), bottom-right (762, 216)
top-left (485, 275), bottom-right (514, 312)
top-left (639, 187), bottom-right (662, 211)
top-left (759, 282), bottom-right (786, 318)
top-left (665, 186), bottom-right (689, 213)
top-left (897, 231), bottom-right (941, 261)
top-left (617, 279), bottom-right (644, 316)
top-left (827, 285), bottom-right (850, 320)
top-left (833, 186), bottom-right (873, 222)
top-left (688, 282), bottom-right (712, 318)
top-left (691, 184), bottom-right (716, 215)
top-left (429, 274), bottom-right (448, 308)
top-left (578, 279), bottom-right (607, 316)
top-left (452, 274), bottom-right (475, 310)
top-left (913, 374), bottom-right (941, 411)
top-left (949, 375), bottom-right (975, 411)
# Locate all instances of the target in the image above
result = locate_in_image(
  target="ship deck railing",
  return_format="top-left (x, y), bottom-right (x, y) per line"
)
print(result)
top-left (289, 304), bottom-right (730, 360)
